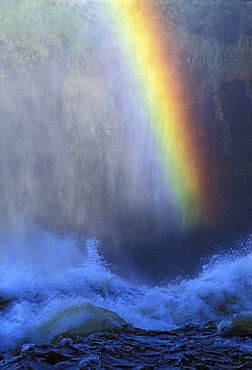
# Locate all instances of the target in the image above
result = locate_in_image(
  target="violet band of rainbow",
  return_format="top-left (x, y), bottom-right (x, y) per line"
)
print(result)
top-left (105, 0), bottom-right (212, 227)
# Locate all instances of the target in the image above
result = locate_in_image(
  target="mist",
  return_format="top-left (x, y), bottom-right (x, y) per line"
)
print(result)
top-left (0, 0), bottom-right (252, 279)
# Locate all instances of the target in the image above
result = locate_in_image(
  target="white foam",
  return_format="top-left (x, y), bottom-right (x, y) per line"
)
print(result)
top-left (0, 229), bottom-right (252, 351)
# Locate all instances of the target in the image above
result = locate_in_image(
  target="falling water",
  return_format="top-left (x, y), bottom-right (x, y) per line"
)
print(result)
top-left (0, 0), bottom-right (252, 367)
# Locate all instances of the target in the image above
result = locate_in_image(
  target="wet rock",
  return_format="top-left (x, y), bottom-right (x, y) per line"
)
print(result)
top-left (0, 297), bottom-right (13, 310)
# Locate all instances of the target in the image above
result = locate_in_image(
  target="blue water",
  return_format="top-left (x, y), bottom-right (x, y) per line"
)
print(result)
top-left (0, 229), bottom-right (252, 356)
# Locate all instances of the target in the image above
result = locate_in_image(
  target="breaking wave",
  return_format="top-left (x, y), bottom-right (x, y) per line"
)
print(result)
top-left (0, 229), bottom-right (252, 351)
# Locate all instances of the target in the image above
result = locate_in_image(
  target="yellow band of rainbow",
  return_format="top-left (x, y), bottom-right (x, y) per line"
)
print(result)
top-left (106, 0), bottom-right (212, 227)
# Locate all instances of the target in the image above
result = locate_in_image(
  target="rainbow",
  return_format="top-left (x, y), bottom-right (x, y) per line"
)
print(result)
top-left (105, 0), bottom-right (212, 227)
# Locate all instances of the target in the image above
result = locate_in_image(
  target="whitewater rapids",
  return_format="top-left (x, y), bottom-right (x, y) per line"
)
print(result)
top-left (0, 229), bottom-right (252, 352)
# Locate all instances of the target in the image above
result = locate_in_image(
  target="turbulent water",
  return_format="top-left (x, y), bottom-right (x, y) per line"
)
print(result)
top-left (0, 229), bottom-right (251, 368)
top-left (0, 1), bottom-right (251, 368)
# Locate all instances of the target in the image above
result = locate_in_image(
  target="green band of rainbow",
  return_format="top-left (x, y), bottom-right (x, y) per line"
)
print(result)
top-left (106, 0), bottom-right (212, 227)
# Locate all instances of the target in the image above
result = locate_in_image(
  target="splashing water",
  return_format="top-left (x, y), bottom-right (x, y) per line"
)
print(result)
top-left (0, 1), bottom-right (251, 368)
top-left (0, 229), bottom-right (252, 352)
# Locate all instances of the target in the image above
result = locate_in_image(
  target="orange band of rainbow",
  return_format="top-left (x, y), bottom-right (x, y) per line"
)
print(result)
top-left (106, 0), bottom-right (213, 227)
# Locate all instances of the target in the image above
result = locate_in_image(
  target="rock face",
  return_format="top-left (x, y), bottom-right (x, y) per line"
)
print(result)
top-left (0, 0), bottom-right (251, 276)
